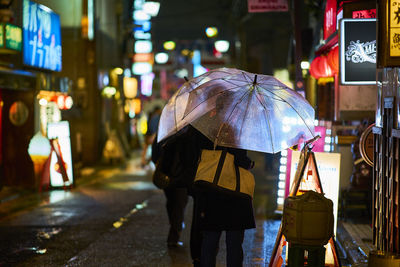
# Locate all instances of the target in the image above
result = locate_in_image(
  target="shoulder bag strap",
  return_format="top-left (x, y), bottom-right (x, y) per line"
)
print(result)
top-left (213, 149), bottom-right (227, 184)
top-left (234, 164), bottom-right (240, 192)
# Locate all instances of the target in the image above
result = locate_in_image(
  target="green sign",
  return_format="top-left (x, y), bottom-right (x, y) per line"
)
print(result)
top-left (5, 24), bottom-right (21, 51)
top-left (0, 25), bottom-right (3, 48)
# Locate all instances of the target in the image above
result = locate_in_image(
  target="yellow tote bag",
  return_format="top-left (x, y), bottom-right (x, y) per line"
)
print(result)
top-left (194, 149), bottom-right (255, 198)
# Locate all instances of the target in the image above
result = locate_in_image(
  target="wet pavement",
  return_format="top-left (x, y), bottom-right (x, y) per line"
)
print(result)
top-left (0, 151), bottom-right (282, 266)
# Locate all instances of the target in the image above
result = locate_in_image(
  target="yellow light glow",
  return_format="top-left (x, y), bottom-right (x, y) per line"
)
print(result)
top-left (113, 67), bottom-right (123, 75)
top-left (181, 49), bottom-right (190, 56)
top-left (102, 86), bottom-right (117, 98)
top-left (163, 41), bottom-right (176, 50)
top-left (123, 77), bottom-right (138, 98)
top-left (113, 221), bottom-right (123, 229)
top-left (131, 99), bottom-right (141, 114)
top-left (138, 116), bottom-right (148, 135)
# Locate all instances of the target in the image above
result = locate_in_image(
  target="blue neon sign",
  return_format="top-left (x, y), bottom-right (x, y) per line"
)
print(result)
top-left (22, 0), bottom-right (62, 71)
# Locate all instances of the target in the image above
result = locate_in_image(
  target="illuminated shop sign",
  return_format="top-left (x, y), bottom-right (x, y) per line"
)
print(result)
top-left (141, 72), bottom-right (154, 96)
top-left (4, 24), bottom-right (22, 51)
top-left (324, 0), bottom-right (337, 40)
top-left (352, 9), bottom-right (376, 19)
top-left (47, 121), bottom-right (74, 187)
top-left (340, 19), bottom-right (376, 85)
top-left (22, 0), bottom-right (62, 71)
top-left (0, 23), bottom-right (22, 52)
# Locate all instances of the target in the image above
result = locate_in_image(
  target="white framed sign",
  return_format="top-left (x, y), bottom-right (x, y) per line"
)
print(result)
top-left (289, 151), bottom-right (341, 234)
top-left (340, 18), bottom-right (376, 85)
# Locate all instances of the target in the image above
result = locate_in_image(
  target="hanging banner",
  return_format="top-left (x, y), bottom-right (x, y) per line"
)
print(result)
top-left (390, 0), bottom-right (400, 57)
top-left (340, 18), bottom-right (376, 85)
top-left (377, 0), bottom-right (400, 66)
top-left (324, 0), bottom-right (337, 40)
top-left (247, 0), bottom-right (288, 13)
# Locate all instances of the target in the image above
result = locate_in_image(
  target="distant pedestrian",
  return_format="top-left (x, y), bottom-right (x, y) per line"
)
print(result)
top-left (151, 130), bottom-right (190, 247)
top-left (141, 106), bottom-right (161, 167)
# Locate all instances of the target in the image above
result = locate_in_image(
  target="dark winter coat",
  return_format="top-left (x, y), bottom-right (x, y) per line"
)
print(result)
top-left (194, 147), bottom-right (256, 231)
top-left (151, 125), bottom-right (213, 189)
top-left (153, 125), bottom-right (256, 230)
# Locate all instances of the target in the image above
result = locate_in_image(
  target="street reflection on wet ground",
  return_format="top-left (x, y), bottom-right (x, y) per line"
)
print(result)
top-left (0, 150), bottom-right (281, 266)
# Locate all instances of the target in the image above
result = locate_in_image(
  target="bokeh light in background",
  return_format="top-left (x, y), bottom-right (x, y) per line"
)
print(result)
top-left (205, 27), bottom-right (218, 38)
top-left (142, 1), bottom-right (160, 17)
top-left (181, 49), bottom-right (191, 56)
top-left (155, 52), bottom-right (168, 64)
top-left (124, 68), bottom-right (131, 77)
top-left (113, 67), bottom-right (123, 75)
top-left (214, 40), bottom-right (229, 53)
top-left (301, 61), bottom-right (310, 70)
top-left (132, 62), bottom-right (152, 75)
top-left (133, 10), bottom-right (151, 21)
top-left (123, 77), bottom-right (138, 98)
top-left (163, 41), bottom-right (176, 50)
top-left (134, 40), bottom-right (152, 53)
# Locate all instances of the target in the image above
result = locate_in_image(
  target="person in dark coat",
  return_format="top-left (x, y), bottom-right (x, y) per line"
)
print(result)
top-left (151, 131), bottom-right (189, 247)
top-left (151, 125), bottom-right (213, 248)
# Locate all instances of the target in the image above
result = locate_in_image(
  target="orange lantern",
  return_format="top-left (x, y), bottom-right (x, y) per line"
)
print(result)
top-left (310, 55), bottom-right (334, 79)
top-left (310, 56), bottom-right (324, 79)
top-left (318, 55), bottom-right (333, 78)
top-left (327, 46), bottom-right (339, 74)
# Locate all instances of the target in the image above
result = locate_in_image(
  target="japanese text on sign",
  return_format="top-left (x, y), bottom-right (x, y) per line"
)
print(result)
top-left (22, 0), bottom-right (62, 71)
top-left (390, 0), bottom-right (400, 56)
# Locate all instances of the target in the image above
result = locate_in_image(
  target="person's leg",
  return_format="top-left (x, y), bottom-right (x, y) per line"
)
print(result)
top-left (164, 187), bottom-right (188, 245)
top-left (225, 230), bottom-right (245, 267)
top-left (172, 187), bottom-right (188, 233)
top-left (200, 231), bottom-right (221, 267)
top-left (190, 196), bottom-right (202, 266)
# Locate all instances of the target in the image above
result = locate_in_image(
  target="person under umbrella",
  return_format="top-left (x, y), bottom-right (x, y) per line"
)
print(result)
top-left (156, 69), bottom-right (315, 266)
top-left (190, 97), bottom-right (256, 267)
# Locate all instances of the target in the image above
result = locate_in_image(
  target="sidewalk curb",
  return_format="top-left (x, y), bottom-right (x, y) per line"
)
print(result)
top-left (336, 221), bottom-right (369, 266)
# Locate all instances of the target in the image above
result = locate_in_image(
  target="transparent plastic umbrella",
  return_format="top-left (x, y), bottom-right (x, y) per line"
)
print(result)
top-left (182, 71), bottom-right (315, 153)
top-left (157, 67), bottom-right (242, 142)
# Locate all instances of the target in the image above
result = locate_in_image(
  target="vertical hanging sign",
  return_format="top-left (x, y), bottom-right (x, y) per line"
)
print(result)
top-left (390, 0), bottom-right (400, 56)
top-left (378, 0), bottom-right (400, 66)
top-left (324, 0), bottom-right (337, 40)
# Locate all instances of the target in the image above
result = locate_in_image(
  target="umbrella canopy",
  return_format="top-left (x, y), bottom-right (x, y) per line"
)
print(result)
top-left (157, 67), bottom-right (242, 142)
top-left (180, 71), bottom-right (315, 153)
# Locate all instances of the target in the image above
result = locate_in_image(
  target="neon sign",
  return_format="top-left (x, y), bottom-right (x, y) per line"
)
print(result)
top-left (22, 0), bottom-right (62, 71)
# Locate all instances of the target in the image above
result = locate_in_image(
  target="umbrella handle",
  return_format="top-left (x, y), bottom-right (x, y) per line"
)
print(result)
top-left (304, 135), bottom-right (321, 150)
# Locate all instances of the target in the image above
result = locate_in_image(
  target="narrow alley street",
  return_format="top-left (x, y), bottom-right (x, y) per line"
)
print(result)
top-left (0, 151), bottom-right (281, 266)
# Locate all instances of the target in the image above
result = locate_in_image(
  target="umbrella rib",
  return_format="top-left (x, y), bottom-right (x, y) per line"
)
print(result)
top-left (255, 90), bottom-right (275, 152)
top-left (264, 88), bottom-right (314, 138)
top-left (284, 100), bottom-right (315, 137)
top-left (182, 78), bottom-right (235, 96)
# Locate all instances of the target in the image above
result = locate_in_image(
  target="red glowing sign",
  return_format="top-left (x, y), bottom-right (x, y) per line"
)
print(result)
top-left (352, 9), bottom-right (376, 19)
top-left (324, 0), bottom-right (337, 40)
